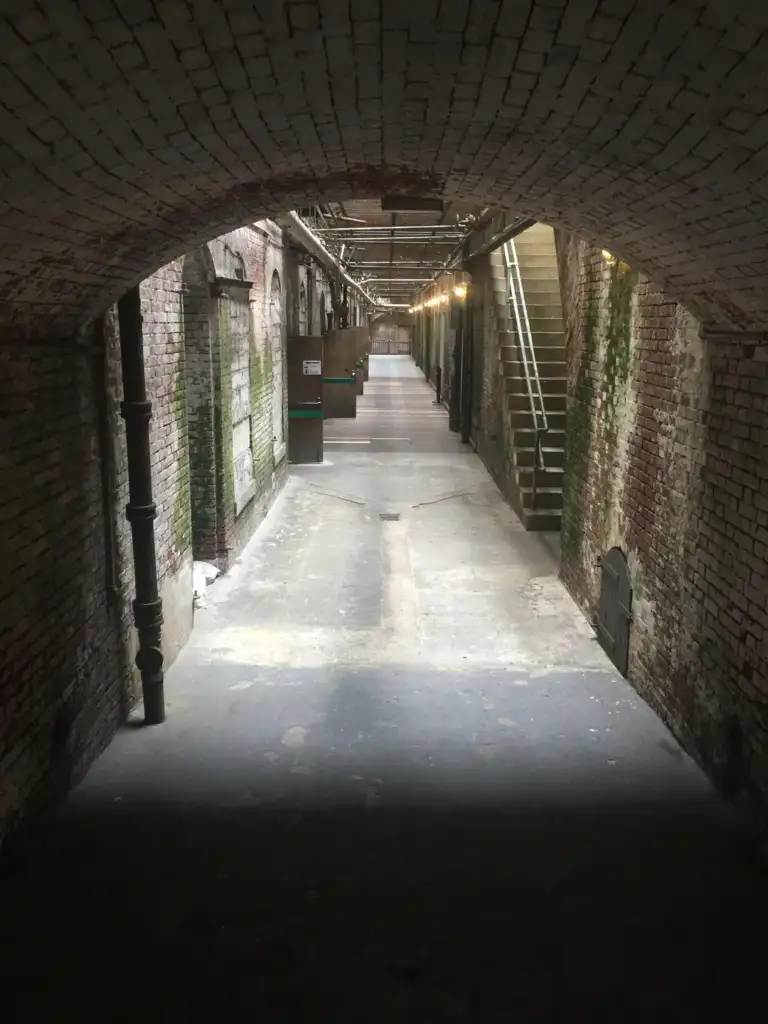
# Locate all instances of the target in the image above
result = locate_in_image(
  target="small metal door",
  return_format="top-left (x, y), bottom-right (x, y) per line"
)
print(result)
top-left (597, 547), bottom-right (632, 677)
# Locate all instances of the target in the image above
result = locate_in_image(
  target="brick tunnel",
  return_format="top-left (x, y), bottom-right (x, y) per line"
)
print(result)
top-left (3, 1), bottom-right (768, 1018)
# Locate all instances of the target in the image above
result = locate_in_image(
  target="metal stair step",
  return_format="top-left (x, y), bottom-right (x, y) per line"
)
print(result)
top-left (520, 289), bottom-right (563, 303)
top-left (519, 509), bottom-right (562, 532)
top-left (506, 392), bottom-right (566, 411)
top-left (514, 427), bottom-right (565, 447)
top-left (517, 467), bottom-right (564, 488)
top-left (521, 303), bottom-right (563, 318)
top-left (499, 335), bottom-right (565, 352)
top-left (527, 317), bottom-right (564, 331)
top-left (512, 254), bottom-right (558, 268)
top-left (513, 250), bottom-right (559, 262)
top-left (495, 321), bottom-right (569, 342)
top-left (500, 343), bottom-right (566, 360)
top-left (497, 316), bottom-right (563, 332)
top-left (520, 487), bottom-right (564, 510)
top-left (509, 407), bottom-right (566, 424)
top-left (503, 375), bottom-right (567, 394)
top-left (502, 357), bottom-right (566, 376)
top-left (515, 446), bottom-right (565, 468)
top-left (517, 267), bottom-right (560, 280)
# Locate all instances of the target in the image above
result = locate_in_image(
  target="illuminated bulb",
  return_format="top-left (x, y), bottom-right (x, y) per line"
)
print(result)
top-left (602, 249), bottom-right (616, 265)
top-left (440, 293), bottom-right (449, 303)
top-left (454, 285), bottom-right (467, 298)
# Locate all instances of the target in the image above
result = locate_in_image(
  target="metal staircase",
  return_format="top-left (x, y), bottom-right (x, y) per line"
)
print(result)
top-left (490, 223), bottom-right (566, 530)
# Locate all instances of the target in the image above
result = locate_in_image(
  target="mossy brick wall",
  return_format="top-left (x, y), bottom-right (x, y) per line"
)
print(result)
top-left (0, 226), bottom-right (293, 845)
top-left (557, 231), bottom-right (768, 823)
top-left (182, 250), bottom-right (219, 564)
top-left (203, 222), bottom-right (288, 567)
top-left (138, 263), bottom-right (194, 665)
top-left (0, 339), bottom-right (130, 848)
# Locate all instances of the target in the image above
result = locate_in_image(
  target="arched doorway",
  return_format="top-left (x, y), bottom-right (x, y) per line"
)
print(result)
top-left (269, 270), bottom-right (285, 459)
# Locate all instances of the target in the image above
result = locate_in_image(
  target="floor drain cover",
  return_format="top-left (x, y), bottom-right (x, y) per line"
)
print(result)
top-left (379, 512), bottom-right (401, 521)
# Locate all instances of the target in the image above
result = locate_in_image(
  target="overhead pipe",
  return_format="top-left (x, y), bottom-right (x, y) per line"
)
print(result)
top-left (360, 277), bottom-right (436, 284)
top-left (318, 239), bottom-right (464, 246)
top-left (443, 215), bottom-right (536, 272)
top-left (283, 211), bottom-right (384, 309)
top-left (316, 224), bottom-right (463, 233)
top-left (353, 261), bottom-right (448, 267)
top-left (315, 231), bottom-right (463, 237)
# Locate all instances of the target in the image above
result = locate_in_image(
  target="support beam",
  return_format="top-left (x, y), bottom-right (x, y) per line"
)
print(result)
top-left (281, 211), bottom-right (381, 310)
top-left (316, 224), bottom-right (460, 232)
top-left (117, 286), bottom-right (166, 726)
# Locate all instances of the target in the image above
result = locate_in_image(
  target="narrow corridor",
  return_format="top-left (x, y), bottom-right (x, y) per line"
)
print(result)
top-left (3, 358), bottom-right (767, 1020)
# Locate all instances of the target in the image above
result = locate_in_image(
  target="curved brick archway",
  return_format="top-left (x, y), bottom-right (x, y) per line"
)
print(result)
top-left (3, 1), bottom-right (768, 337)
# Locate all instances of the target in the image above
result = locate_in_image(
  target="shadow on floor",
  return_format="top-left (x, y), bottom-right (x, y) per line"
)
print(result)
top-left (2, 770), bottom-right (767, 1020)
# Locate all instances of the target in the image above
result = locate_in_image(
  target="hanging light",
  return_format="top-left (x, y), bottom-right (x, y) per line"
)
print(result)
top-left (440, 293), bottom-right (449, 304)
top-left (453, 284), bottom-right (467, 298)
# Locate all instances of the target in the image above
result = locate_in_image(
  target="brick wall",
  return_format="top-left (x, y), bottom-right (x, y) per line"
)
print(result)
top-left (0, 338), bottom-right (129, 847)
top-left (558, 233), bottom-right (768, 821)
top-left (139, 261), bottom-right (194, 663)
top-left (0, 221), bottom-right (294, 847)
top-left (181, 249), bottom-right (219, 564)
top-left (197, 221), bottom-right (290, 566)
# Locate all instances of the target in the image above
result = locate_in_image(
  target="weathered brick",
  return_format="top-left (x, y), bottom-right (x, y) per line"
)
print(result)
top-left (557, 234), bottom-right (768, 822)
top-left (0, 218), bottom-right (337, 845)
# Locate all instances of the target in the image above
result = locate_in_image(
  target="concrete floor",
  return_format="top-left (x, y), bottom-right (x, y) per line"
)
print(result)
top-left (3, 356), bottom-right (768, 1020)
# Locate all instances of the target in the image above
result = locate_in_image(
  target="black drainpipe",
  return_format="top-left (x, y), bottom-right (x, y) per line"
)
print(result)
top-left (117, 287), bottom-right (166, 725)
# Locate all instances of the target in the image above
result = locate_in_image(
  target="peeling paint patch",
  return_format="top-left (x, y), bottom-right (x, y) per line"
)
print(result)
top-left (281, 726), bottom-right (308, 748)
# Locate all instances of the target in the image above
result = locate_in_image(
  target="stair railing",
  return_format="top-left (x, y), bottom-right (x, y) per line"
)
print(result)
top-left (502, 238), bottom-right (548, 508)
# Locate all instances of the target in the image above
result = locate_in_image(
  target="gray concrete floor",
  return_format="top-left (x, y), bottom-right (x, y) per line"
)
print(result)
top-left (3, 356), bottom-right (768, 1020)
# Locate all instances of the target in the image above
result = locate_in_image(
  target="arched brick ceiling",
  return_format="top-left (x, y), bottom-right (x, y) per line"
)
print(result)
top-left (2, 0), bottom-right (768, 339)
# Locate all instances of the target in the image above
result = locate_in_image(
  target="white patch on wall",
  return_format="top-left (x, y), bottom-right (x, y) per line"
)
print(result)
top-left (232, 302), bottom-right (254, 513)
top-left (269, 270), bottom-right (285, 460)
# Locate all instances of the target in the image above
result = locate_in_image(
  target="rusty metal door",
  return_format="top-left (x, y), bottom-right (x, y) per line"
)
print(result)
top-left (597, 547), bottom-right (632, 676)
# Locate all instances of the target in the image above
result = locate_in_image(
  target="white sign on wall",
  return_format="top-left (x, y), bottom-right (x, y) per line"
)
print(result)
top-left (302, 360), bottom-right (322, 375)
